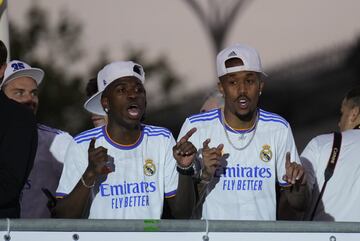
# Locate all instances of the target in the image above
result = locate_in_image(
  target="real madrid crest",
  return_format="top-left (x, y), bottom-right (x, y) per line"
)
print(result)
top-left (260, 144), bottom-right (272, 162)
top-left (143, 159), bottom-right (156, 176)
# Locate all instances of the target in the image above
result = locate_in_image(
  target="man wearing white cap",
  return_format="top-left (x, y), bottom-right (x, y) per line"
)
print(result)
top-left (1, 60), bottom-right (73, 218)
top-left (178, 43), bottom-right (309, 220)
top-left (53, 61), bottom-right (195, 219)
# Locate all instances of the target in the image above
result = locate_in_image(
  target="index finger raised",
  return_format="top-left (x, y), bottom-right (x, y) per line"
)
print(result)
top-left (88, 138), bottom-right (96, 152)
top-left (179, 127), bottom-right (197, 144)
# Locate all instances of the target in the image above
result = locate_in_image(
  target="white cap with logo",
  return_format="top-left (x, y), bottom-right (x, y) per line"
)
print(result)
top-left (1, 60), bottom-right (44, 88)
top-left (216, 43), bottom-right (267, 78)
top-left (84, 61), bottom-right (145, 116)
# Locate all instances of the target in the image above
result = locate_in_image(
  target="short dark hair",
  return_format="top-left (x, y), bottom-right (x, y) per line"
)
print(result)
top-left (345, 86), bottom-right (360, 108)
top-left (85, 77), bottom-right (98, 98)
top-left (0, 40), bottom-right (7, 65)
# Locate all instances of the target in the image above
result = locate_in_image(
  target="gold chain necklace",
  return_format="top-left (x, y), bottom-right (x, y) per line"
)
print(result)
top-left (221, 110), bottom-right (259, 151)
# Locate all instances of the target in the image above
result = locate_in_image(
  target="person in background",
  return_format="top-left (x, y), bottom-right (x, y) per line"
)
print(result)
top-left (301, 86), bottom-right (360, 221)
top-left (1, 60), bottom-right (73, 218)
top-left (200, 90), bottom-right (224, 113)
top-left (0, 40), bottom-right (38, 218)
top-left (85, 77), bottom-right (107, 127)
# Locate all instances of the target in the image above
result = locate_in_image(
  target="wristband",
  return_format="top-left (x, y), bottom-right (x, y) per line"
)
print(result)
top-left (176, 163), bottom-right (195, 176)
top-left (81, 175), bottom-right (95, 189)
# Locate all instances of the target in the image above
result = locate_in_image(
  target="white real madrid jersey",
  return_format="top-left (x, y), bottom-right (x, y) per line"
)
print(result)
top-left (179, 108), bottom-right (300, 220)
top-left (301, 129), bottom-right (360, 221)
top-left (56, 124), bottom-right (178, 219)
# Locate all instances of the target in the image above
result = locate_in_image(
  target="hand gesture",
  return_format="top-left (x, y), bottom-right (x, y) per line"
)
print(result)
top-left (201, 139), bottom-right (224, 182)
top-left (282, 152), bottom-right (306, 185)
top-left (173, 128), bottom-right (197, 168)
top-left (87, 138), bottom-right (113, 177)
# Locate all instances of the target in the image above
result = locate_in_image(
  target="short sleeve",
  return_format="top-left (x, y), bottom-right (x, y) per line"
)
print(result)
top-left (50, 132), bottom-right (74, 163)
top-left (300, 137), bottom-right (321, 191)
top-left (164, 134), bottom-right (178, 198)
top-left (56, 141), bottom-right (88, 198)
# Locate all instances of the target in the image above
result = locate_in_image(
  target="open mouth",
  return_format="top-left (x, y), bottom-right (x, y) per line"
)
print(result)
top-left (127, 104), bottom-right (141, 119)
top-left (238, 97), bottom-right (249, 109)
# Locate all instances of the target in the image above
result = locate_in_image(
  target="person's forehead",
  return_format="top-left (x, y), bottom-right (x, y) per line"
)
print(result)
top-left (6, 76), bottom-right (38, 87)
top-left (112, 76), bottom-right (143, 86)
top-left (226, 71), bottom-right (259, 78)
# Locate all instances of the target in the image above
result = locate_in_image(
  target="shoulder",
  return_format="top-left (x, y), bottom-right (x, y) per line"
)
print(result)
top-left (142, 124), bottom-right (172, 139)
top-left (258, 109), bottom-right (289, 129)
top-left (303, 133), bottom-right (334, 154)
top-left (37, 124), bottom-right (65, 135)
top-left (186, 108), bottom-right (220, 125)
top-left (74, 126), bottom-right (104, 144)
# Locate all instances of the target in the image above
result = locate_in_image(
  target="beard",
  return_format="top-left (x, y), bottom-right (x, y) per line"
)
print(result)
top-left (235, 108), bottom-right (256, 122)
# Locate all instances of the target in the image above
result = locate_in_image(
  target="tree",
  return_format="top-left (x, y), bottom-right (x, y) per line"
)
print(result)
top-left (9, 3), bottom-right (105, 134)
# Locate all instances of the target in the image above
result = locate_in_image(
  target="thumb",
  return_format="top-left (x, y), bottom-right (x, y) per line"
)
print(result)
top-left (89, 138), bottom-right (96, 151)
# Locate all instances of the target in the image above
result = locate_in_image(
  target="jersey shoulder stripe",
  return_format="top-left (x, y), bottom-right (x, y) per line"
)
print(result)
top-left (75, 127), bottom-right (104, 143)
top-left (260, 109), bottom-right (287, 122)
top-left (259, 110), bottom-right (288, 128)
top-left (189, 109), bottom-right (220, 123)
top-left (74, 127), bottom-right (103, 139)
top-left (37, 124), bottom-right (63, 134)
top-left (143, 125), bottom-right (171, 139)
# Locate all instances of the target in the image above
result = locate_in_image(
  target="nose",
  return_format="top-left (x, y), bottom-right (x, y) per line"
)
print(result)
top-left (127, 88), bottom-right (139, 99)
top-left (238, 80), bottom-right (247, 95)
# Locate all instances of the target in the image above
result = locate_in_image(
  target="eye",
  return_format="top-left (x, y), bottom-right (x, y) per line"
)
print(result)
top-left (116, 86), bottom-right (126, 94)
top-left (14, 90), bottom-right (23, 96)
top-left (245, 78), bottom-right (255, 85)
top-left (135, 85), bottom-right (145, 93)
top-left (31, 90), bottom-right (38, 97)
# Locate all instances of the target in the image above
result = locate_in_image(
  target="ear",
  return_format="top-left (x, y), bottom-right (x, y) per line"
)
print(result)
top-left (350, 106), bottom-right (360, 122)
top-left (101, 97), bottom-right (109, 112)
top-left (217, 80), bottom-right (224, 96)
top-left (259, 80), bottom-right (264, 93)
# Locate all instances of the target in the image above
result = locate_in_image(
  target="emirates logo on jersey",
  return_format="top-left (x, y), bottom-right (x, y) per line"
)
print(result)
top-left (143, 159), bottom-right (156, 176)
top-left (260, 144), bottom-right (272, 162)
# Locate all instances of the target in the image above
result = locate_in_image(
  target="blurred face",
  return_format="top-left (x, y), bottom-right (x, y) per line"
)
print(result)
top-left (218, 71), bottom-right (263, 122)
top-left (91, 114), bottom-right (107, 127)
top-left (3, 76), bottom-right (39, 114)
top-left (338, 98), bottom-right (357, 131)
top-left (200, 96), bottom-right (223, 113)
top-left (101, 76), bottom-right (146, 128)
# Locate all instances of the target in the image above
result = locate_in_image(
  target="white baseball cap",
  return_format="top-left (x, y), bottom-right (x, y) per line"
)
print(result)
top-left (1, 60), bottom-right (44, 88)
top-left (84, 61), bottom-right (145, 115)
top-left (216, 43), bottom-right (267, 78)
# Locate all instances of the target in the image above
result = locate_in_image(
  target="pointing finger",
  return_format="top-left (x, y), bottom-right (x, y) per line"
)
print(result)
top-left (88, 138), bottom-right (96, 152)
top-left (202, 138), bottom-right (211, 150)
top-left (179, 128), bottom-right (197, 144)
top-left (285, 152), bottom-right (291, 168)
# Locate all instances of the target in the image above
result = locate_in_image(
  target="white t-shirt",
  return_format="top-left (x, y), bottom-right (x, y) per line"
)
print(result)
top-left (301, 129), bottom-right (360, 221)
top-left (179, 108), bottom-right (299, 220)
top-left (21, 124), bottom-right (73, 218)
top-left (56, 124), bottom-right (178, 219)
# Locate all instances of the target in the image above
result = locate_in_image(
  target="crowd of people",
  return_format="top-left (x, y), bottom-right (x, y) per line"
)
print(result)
top-left (0, 39), bottom-right (359, 221)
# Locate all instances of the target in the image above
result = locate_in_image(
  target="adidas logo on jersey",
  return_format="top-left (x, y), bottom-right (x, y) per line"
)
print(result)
top-left (228, 51), bottom-right (237, 57)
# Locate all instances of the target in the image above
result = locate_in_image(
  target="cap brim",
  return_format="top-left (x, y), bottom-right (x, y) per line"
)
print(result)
top-left (84, 91), bottom-right (106, 116)
top-left (2, 68), bottom-right (44, 87)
